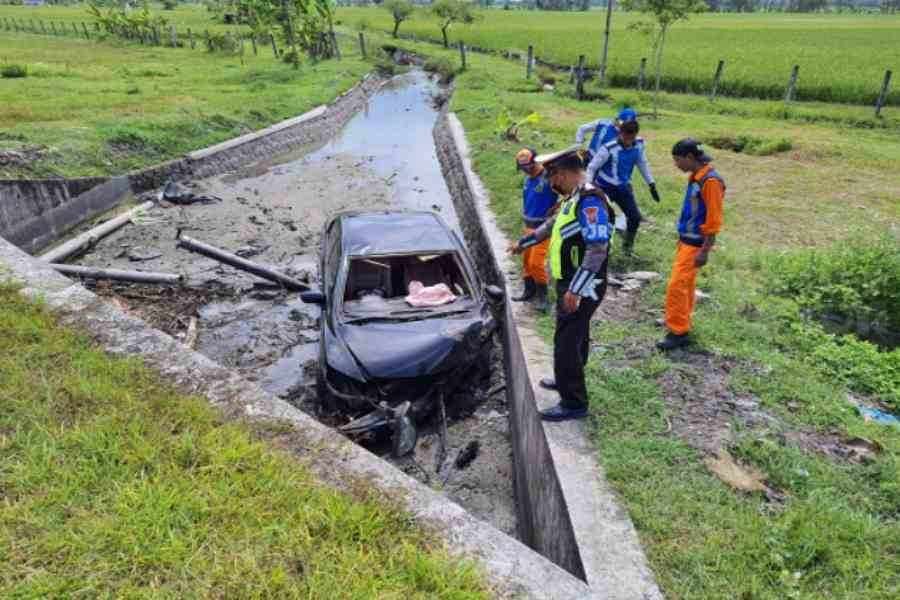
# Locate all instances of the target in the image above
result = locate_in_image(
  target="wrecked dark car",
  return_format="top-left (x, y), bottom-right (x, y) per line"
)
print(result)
top-left (301, 211), bottom-right (502, 453)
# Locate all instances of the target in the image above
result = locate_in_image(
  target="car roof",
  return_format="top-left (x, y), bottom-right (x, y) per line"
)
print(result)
top-left (336, 211), bottom-right (461, 256)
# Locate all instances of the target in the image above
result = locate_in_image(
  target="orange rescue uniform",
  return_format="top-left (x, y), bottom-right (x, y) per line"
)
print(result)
top-left (664, 164), bottom-right (725, 335)
top-left (522, 228), bottom-right (550, 284)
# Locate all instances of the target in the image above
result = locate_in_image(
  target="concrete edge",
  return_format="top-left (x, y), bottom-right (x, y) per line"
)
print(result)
top-left (187, 105), bottom-right (328, 161)
top-left (0, 237), bottom-right (600, 600)
top-left (442, 112), bottom-right (665, 600)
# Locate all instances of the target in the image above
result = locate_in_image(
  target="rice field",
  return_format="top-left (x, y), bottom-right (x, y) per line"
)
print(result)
top-left (1, 5), bottom-right (897, 105)
top-left (337, 8), bottom-right (899, 106)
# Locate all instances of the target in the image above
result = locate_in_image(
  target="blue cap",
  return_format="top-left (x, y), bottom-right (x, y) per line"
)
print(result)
top-left (617, 108), bottom-right (638, 122)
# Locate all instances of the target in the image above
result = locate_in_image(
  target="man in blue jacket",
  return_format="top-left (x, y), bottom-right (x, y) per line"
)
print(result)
top-left (585, 120), bottom-right (660, 254)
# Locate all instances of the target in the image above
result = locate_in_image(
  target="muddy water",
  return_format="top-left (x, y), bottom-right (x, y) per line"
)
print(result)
top-left (75, 70), bottom-right (517, 536)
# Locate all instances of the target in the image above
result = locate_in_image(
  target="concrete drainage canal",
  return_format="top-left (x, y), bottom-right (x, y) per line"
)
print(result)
top-left (41, 69), bottom-right (519, 537)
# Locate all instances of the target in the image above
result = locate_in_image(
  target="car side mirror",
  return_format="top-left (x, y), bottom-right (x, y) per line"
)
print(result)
top-left (485, 285), bottom-right (505, 303)
top-left (300, 290), bottom-right (326, 305)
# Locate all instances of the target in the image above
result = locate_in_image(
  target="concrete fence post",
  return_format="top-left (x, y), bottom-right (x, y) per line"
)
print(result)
top-left (188, 28), bottom-right (195, 49)
top-left (710, 59), bottom-right (725, 101)
top-left (270, 34), bottom-right (279, 58)
top-left (575, 54), bottom-right (586, 100)
top-left (330, 31), bottom-right (341, 60)
top-left (250, 34), bottom-right (258, 56)
top-left (170, 25), bottom-right (178, 48)
top-left (638, 57), bottom-right (647, 91)
top-left (785, 64), bottom-right (799, 103)
top-left (459, 42), bottom-right (467, 71)
top-left (358, 31), bottom-right (367, 58)
top-left (875, 70), bottom-right (892, 117)
top-left (526, 44), bottom-right (534, 79)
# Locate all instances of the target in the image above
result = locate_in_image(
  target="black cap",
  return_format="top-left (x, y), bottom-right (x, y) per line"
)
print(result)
top-left (672, 138), bottom-right (712, 163)
top-left (535, 145), bottom-right (587, 172)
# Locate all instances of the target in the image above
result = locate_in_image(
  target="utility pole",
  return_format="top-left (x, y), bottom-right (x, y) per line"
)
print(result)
top-left (599, 0), bottom-right (614, 84)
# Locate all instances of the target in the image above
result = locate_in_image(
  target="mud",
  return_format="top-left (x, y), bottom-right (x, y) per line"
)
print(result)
top-left (60, 70), bottom-right (516, 535)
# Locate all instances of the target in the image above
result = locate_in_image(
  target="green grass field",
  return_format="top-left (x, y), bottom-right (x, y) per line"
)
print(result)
top-left (366, 33), bottom-right (900, 599)
top-left (337, 7), bottom-right (900, 106)
top-left (0, 284), bottom-right (488, 598)
top-left (3, 5), bottom-right (898, 105)
top-left (0, 30), bottom-right (368, 178)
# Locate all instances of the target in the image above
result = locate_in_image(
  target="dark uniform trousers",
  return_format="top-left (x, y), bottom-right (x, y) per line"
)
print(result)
top-left (553, 260), bottom-right (608, 410)
top-left (599, 183), bottom-right (641, 235)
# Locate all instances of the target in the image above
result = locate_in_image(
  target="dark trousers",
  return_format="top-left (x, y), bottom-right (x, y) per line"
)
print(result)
top-left (553, 275), bottom-right (606, 410)
top-left (600, 183), bottom-right (641, 235)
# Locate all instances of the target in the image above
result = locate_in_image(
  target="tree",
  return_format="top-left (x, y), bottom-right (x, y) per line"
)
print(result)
top-left (431, 0), bottom-right (476, 48)
top-left (384, 0), bottom-right (414, 38)
top-left (621, 0), bottom-right (706, 116)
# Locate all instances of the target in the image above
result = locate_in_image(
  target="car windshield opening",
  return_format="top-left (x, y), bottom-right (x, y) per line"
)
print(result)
top-left (342, 253), bottom-right (471, 318)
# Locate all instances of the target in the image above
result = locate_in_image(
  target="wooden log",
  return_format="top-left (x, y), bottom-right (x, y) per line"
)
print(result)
top-left (526, 44), bottom-right (534, 79)
top-left (39, 201), bottom-right (155, 264)
top-left (710, 59), bottom-right (725, 101)
top-left (175, 232), bottom-right (309, 291)
top-left (638, 57), bottom-right (646, 91)
top-left (875, 70), bottom-right (892, 118)
top-left (784, 64), bottom-right (799, 103)
top-left (358, 32), bottom-right (366, 58)
top-left (51, 264), bottom-right (183, 285)
top-left (459, 42), bottom-right (467, 71)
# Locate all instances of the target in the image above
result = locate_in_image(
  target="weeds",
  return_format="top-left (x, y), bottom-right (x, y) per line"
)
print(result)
top-left (0, 63), bottom-right (27, 78)
top-left (424, 56), bottom-right (456, 83)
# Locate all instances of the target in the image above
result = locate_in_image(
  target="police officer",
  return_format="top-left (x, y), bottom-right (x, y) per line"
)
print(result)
top-left (574, 107), bottom-right (638, 159)
top-left (585, 120), bottom-right (660, 254)
top-left (658, 139), bottom-right (726, 350)
top-left (512, 148), bottom-right (559, 312)
top-left (509, 147), bottom-right (614, 421)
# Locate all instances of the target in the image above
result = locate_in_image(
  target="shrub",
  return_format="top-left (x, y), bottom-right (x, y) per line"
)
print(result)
top-left (1, 64), bottom-right (27, 79)
top-left (424, 56), bottom-right (456, 84)
top-left (536, 66), bottom-right (556, 86)
top-left (768, 234), bottom-right (900, 335)
top-left (706, 134), bottom-right (792, 156)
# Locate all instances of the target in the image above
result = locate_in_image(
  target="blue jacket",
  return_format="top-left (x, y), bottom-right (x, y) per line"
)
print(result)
top-left (586, 138), bottom-right (655, 189)
top-left (575, 118), bottom-right (619, 155)
top-left (522, 173), bottom-right (558, 226)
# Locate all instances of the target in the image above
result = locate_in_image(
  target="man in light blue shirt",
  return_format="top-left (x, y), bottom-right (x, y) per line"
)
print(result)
top-left (574, 107), bottom-right (638, 159)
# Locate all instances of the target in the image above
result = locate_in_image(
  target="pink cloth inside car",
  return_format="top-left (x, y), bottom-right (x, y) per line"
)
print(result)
top-left (404, 280), bottom-right (457, 307)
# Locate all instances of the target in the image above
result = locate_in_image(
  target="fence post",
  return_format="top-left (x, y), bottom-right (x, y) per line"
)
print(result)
top-left (875, 70), bottom-right (892, 117)
top-left (51, 21), bottom-right (58, 36)
top-left (358, 32), bottom-right (367, 58)
top-left (154, 26), bottom-right (162, 46)
top-left (94, 22), bottom-right (100, 33)
top-left (459, 42), bottom-right (467, 71)
top-left (188, 28), bottom-right (195, 49)
top-left (526, 44), bottom-right (534, 79)
top-left (71, 22), bottom-right (78, 37)
top-left (169, 25), bottom-right (177, 48)
top-left (205, 29), bottom-right (211, 51)
top-left (30, 19), bottom-right (36, 33)
top-left (270, 34), bottom-right (279, 58)
top-left (250, 34), bottom-right (257, 55)
top-left (638, 57), bottom-right (646, 91)
top-left (239, 34), bottom-right (245, 66)
top-left (330, 31), bottom-right (341, 60)
top-left (82, 22), bottom-right (90, 39)
top-left (709, 59), bottom-right (725, 101)
top-left (575, 54), bottom-right (586, 100)
top-left (784, 64), bottom-right (799, 103)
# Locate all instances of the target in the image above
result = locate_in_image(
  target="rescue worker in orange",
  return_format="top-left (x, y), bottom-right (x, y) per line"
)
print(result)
top-left (658, 139), bottom-right (725, 350)
top-left (512, 148), bottom-right (559, 312)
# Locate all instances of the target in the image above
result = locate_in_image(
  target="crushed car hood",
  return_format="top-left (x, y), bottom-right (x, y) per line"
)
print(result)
top-left (334, 315), bottom-right (488, 380)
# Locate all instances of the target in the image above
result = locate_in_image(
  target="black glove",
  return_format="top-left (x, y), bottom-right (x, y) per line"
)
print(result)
top-left (649, 183), bottom-right (661, 203)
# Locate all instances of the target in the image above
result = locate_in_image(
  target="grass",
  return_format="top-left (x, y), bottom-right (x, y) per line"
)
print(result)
top-left (0, 283), bottom-right (489, 598)
top-left (0, 29), bottom-right (369, 178)
top-left (366, 34), bottom-right (900, 599)
top-left (337, 7), bottom-right (900, 106)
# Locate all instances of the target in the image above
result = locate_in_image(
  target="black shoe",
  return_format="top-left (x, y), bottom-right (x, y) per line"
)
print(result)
top-left (533, 283), bottom-right (549, 313)
top-left (538, 377), bottom-right (557, 391)
top-left (512, 277), bottom-right (536, 302)
top-left (656, 332), bottom-right (690, 351)
top-left (621, 231), bottom-right (636, 255)
top-left (539, 404), bottom-right (589, 421)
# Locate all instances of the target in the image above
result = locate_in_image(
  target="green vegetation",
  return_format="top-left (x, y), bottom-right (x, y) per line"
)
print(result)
top-left (0, 62), bottom-right (26, 78)
top-left (0, 284), bottom-right (488, 597)
top-left (0, 31), bottom-right (369, 177)
top-left (367, 34), bottom-right (900, 599)
top-left (336, 8), bottom-right (900, 106)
